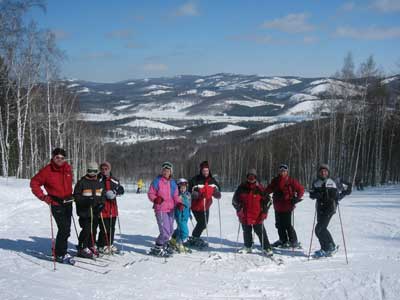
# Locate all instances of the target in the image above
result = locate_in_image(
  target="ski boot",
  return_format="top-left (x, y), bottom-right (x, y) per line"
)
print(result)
top-left (262, 247), bottom-right (274, 257)
top-left (290, 241), bottom-right (302, 249)
top-left (148, 245), bottom-right (171, 257)
top-left (90, 246), bottom-right (100, 257)
top-left (271, 240), bottom-right (283, 248)
top-left (56, 253), bottom-right (76, 265)
top-left (77, 247), bottom-right (94, 259)
top-left (110, 244), bottom-right (120, 254)
top-left (237, 247), bottom-right (252, 254)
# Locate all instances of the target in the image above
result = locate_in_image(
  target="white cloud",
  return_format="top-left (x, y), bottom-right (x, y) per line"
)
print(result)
top-left (370, 0), bottom-right (400, 12)
top-left (335, 26), bottom-right (400, 40)
top-left (262, 13), bottom-right (314, 33)
top-left (143, 63), bottom-right (168, 72)
top-left (174, 1), bottom-right (199, 17)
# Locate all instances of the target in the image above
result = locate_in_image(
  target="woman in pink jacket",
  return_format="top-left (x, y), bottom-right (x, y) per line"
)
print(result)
top-left (147, 162), bottom-right (183, 257)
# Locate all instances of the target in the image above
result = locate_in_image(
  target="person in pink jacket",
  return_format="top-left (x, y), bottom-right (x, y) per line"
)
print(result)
top-left (147, 161), bottom-right (183, 257)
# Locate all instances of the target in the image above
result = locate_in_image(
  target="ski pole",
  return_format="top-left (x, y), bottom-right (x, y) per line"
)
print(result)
top-left (337, 204), bottom-right (349, 264)
top-left (49, 205), bottom-right (56, 271)
top-left (71, 212), bottom-right (79, 241)
top-left (292, 210), bottom-right (295, 252)
top-left (308, 207), bottom-right (317, 260)
top-left (90, 206), bottom-right (96, 252)
top-left (117, 215), bottom-right (124, 255)
top-left (100, 213), bottom-right (111, 254)
top-left (109, 210), bottom-right (112, 251)
top-left (235, 221), bottom-right (241, 260)
top-left (115, 199), bottom-right (124, 255)
top-left (217, 197), bottom-right (222, 250)
top-left (203, 197), bottom-right (209, 250)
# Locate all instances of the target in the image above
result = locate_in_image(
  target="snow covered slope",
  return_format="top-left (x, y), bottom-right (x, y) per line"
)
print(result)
top-left (1, 177), bottom-right (400, 300)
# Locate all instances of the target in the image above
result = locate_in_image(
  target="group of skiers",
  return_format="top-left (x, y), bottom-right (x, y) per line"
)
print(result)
top-left (30, 147), bottom-right (352, 264)
top-left (30, 148), bottom-right (124, 264)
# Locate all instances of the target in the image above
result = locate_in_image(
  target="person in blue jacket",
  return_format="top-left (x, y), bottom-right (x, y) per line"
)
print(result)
top-left (170, 178), bottom-right (192, 253)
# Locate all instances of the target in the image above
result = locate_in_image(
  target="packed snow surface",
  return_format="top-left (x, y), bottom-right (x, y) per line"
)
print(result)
top-left (1, 177), bottom-right (399, 300)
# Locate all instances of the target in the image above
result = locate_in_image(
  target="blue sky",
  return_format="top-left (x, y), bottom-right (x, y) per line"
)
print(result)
top-left (30, 0), bottom-right (400, 82)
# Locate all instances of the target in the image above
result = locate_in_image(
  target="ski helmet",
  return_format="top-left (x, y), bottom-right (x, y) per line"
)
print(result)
top-left (177, 178), bottom-right (188, 186)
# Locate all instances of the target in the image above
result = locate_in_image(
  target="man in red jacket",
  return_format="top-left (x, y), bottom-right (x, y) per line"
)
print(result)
top-left (265, 164), bottom-right (304, 248)
top-left (30, 148), bottom-right (74, 263)
top-left (232, 169), bottom-right (273, 256)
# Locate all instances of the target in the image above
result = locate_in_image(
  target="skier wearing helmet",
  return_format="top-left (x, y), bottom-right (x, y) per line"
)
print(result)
top-left (170, 178), bottom-right (192, 253)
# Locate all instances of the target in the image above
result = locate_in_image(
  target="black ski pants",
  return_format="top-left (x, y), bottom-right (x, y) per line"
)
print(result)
top-left (315, 212), bottom-right (335, 251)
top-left (51, 203), bottom-right (72, 257)
top-left (78, 216), bottom-right (99, 249)
top-left (97, 216), bottom-right (117, 248)
top-left (275, 211), bottom-right (298, 244)
top-left (192, 210), bottom-right (209, 238)
top-left (242, 223), bottom-right (271, 250)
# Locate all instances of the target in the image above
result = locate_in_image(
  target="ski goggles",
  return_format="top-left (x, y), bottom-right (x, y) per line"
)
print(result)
top-left (279, 164), bottom-right (288, 171)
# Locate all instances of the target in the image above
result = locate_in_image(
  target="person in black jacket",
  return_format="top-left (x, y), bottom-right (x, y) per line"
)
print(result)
top-left (309, 164), bottom-right (351, 257)
top-left (74, 162), bottom-right (106, 258)
top-left (187, 161), bottom-right (221, 248)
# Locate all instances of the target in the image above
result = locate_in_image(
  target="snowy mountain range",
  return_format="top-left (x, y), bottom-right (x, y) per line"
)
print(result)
top-left (67, 73), bottom-right (400, 145)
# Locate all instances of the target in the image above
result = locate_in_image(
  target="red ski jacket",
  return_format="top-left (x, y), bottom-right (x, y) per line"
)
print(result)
top-left (30, 160), bottom-right (73, 206)
top-left (100, 175), bottom-right (123, 218)
top-left (189, 175), bottom-right (220, 212)
top-left (232, 182), bottom-right (269, 225)
top-left (265, 175), bottom-right (304, 213)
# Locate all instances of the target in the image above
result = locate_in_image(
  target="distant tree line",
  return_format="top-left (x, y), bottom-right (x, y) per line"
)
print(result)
top-left (0, 0), bottom-right (104, 181)
top-left (107, 54), bottom-right (400, 190)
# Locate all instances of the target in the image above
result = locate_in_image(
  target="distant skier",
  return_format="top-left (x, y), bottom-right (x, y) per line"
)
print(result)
top-left (232, 169), bottom-right (273, 256)
top-left (355, 177), bottom-right (364, 191)
top-left (265, 164), bottom-right (304, 249)
top-left (170, 178), bottom-right (192, 253)
top-left (74, 162), bottom-right (106, 259)
top-left (30, 148), bottom-right (74, 264)
top-left (97, 161), bottom-right (124, 254)
top-left (147, 162), bottom-right (183, 257)
top-left (309, 164), bottom-right (352, 258)
top-left (187, 161), bottom-right (221, 249)
top-left (137, 178), bottom-right (144, 194)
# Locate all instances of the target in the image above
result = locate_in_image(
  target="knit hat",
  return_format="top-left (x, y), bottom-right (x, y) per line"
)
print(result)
top-left (52, 148), bottom-right (66, 158)
top-left (279, 164), bottom-right (289, 171)
top-left (319, 164), bottom-right (330, 172)
top-left (100, 161), bottom-right (112, 170)
top-left (161, 161), bottom-right (173, 173)
top-left (87, 162), bottom-right (99, 176)
top-left (247, 168), bottom-right (257, 177)
top-left (200, 161), bottom-right (209, 170)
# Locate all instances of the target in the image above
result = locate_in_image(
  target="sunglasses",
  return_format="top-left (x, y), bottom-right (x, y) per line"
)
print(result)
top-left (87, 169), bottom-right (98, 173)
top-left (54, 155), bottom-right (65, 160)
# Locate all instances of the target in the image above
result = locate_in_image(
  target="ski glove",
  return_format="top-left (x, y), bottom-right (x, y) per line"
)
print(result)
top-left (105, 190), bottom-right (117, 200)
top-left (42, 195), bottom-right (58, 206)
top-left (154, 196), bottom-right (164, 205)
top-left (191, 191), bottom-right (200, 200)
top-left (291, 197), bottom-right (302, 205)
top-left (176, 202), bottom-right (185, 211)
top-left (115, 185), bottom-right (124, 196)
top-left (309, 191), bottom-right (321, 200)
top-left (257, 213), bottom-right (267, 223)
top-left (237, 209), bottom-right (245, 223)
top-left (213, 189), bottom-right (221, 199)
